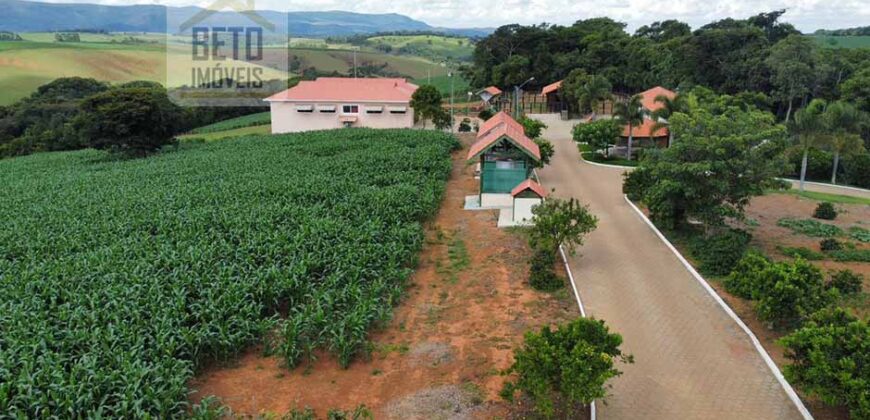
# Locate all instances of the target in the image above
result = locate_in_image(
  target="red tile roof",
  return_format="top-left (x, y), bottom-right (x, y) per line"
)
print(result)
top-left (467, 111), bottom-right (541, 161)
top-left (265, 78), bottom-right (418, 103)
top-left (621, 118), bottom-right (668, 138)
top-left (511, 179), bottom-right (547, 198)
top-left (541, 80), bottom-right (563, 96)
top-left (639, 86), bottom-right (676, 113)
top-left (483, 86), bottom-right (502, 96)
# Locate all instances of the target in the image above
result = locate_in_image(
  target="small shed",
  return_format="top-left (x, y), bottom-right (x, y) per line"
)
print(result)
top-left (541, 80), bottom-right (564, 113)
top-left (511, 179), bottom-right (547, 223)
top-left (467, 112), bottom-right (541, 208)
top-left (477, 86), bottom-right (502, 106)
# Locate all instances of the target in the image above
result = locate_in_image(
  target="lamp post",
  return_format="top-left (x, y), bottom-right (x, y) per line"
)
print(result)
top-left (514, 77), bottom-right (535, 119)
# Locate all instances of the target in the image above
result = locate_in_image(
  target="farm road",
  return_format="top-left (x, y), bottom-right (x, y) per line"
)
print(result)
top-left (531, 114), bottom-right (805, 420)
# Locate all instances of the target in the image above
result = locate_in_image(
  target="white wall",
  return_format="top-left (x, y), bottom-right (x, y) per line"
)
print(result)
top-left (513, 197), bottom-right (542, 222)
top-left (270, 102), bottom-right (415, 133)
top-left (481, 193), bottom-right (512, 208)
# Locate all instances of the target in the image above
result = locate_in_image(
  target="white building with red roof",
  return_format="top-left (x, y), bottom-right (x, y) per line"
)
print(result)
top-left (264, 77), bottom-right (418, 133)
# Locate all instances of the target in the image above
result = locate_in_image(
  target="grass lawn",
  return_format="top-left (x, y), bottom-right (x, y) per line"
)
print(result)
top-left (178, 124), bottom-right (272, 141)
top-left (187, 112), bottom-right (271, 134)
top-left (775, 189), bottom-right (870, 206)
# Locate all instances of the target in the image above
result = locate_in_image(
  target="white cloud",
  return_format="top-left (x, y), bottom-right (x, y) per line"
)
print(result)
top-left (33, 0), bottom-right (870, 31)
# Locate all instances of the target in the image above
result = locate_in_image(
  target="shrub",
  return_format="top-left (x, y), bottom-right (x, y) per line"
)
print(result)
top-left (529, 198), bottom-right (598, 257)
top-left (534, 138), bottom-right (554, 166)
top-left (501, 318), bottom-right (632, 418)
top-left (529, 249), bottom-right (563, 291)
top-left (689, 229), bottom-right (751, 276)
top-left (724, 251), bottom-right (771, 299)
top-left (842, 153), bottom-right (870, 189)
top-left (819, 238), bottom-right (843, 252)
top-left (777, 218), bottom-right (843, 237)
top-left (780, 308), bottom-right (869, 419)
top-left (478, 108), bottom-right (494, 121)
top-left (458, 118), bottom-right (472, 132)
top-left (829, 249), bottom-right (870, 263)
top-left (826, 269), bottom-right (864, 295)
top-left (812, 202), bottom-right (837, 220)
top-left (778, 246), bottom-right (824, 261)
top-left (519, 116), bottom-right (547, 139)
top-left (755, 258), bottom-right (836, 329)
top-left (572, 120), bottom-right (620, 157)
top-left (849, 226), bottom-right (870, 243)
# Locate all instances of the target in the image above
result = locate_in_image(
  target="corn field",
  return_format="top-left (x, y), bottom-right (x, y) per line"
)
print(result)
top-left (0, 129), bottom-right (458, 417)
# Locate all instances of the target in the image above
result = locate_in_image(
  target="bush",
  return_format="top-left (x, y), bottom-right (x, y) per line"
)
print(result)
top-left (841, 153), bottom-right (870, 189)
top-left (755, 258), bottom-right (836, 329)
top-left (819, 238), bottom-right (843, 252)
top-left (478, 108), bottom-right (494, 121)
top-left (780, 308), bottom-right (869, 419)
top-left (689, 229), bottom-right (751, 276)
top-left (458, 118), bottom-right (472, 132)
top-left (501, 318), bottom-right (632, 417)
top-left (829, 249), bottom-right (870, 263)
top-left (778, 246), bottom-right (824, 261)
top-left (724, 251), bottom-right (771, 299)
top-left (812, 202), bottom-right (837, 220)
top-left (849, 226), bottom-right (870, 243)
top-left (519, 116), bottom-right (547, 139)
top-left (572, 120), bottom-right (620, 157)
top-left (826, 269), bottom-right (864, 295)
top-left (534, 138), bottom-right (554, 166)
top-left (529, 249), bottom-right (563, 291)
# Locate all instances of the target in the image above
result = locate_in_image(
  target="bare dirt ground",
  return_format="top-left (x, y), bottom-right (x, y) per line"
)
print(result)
top-left (189, 134), bottom-right (581, 418)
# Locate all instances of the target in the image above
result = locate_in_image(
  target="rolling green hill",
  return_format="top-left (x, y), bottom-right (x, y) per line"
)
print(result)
top-left (808, 35), bottom-right (870, 49)
top-left (367, 34), bottom-right (474, 61)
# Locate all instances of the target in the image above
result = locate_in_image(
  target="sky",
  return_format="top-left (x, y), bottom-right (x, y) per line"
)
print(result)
top-left (33, 0), bottom-right (870, 32)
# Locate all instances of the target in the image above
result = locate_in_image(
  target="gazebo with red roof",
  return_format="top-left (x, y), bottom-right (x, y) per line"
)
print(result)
top-left (466, 111), bottom-right (541, 208)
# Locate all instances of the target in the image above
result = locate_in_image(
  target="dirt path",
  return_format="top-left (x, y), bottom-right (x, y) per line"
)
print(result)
top-left (189, 134), bottom-right (580, 418)
top-left (531, 114), bottom-right (806, 420)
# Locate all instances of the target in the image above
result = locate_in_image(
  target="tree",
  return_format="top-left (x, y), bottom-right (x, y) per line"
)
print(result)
top-left (766, 35), bottom-right (822, 123)
top-left (572, 119), bottom-right (620, 157)
top-left (519, 116), bottom-right (547, 139)
top-left (73, 87), bottom-right (182, 157)
top-left (634, 20), bottom-right (691, 42)
top-left (529, 197), bottom-right (598, 257)
top-left (559, 69), bottom-right (591, 113)
top-left (754, 258), bottom-right (835, 329)
top-left (840, 67), bottom-right (870, 112)
top-left (577, 75), bottom-right (613, 119)
top-left (624, 106), bottom-right (788, 229)
top-left (650, 93), bottom-right (689, 147)
top-left (534, 138), bottom-right (554, 167)
top-left (501, 318), bottom-right (632, 418)
top-left (790, 99), bottom-right (829, 192)
top-left (613, 94), bottom-right (645, 160)
top-left (824, 101), bottom-right (867, 184)
top-left (410, 84), bottom-right (443, 128)
top-left (779, 308), bottom-right (869, 419)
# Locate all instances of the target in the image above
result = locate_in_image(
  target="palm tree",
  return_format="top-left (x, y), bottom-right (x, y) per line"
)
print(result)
top-left (578, 75), bottom-right (613, 120)
top-left (650, 93), bottom-right (689, 148)
top-left (824, 101), bottom-right (867, 184)
top-left (790, 99), bottom-right (829, 192)
top-left (613, 94), bottom-right (645, 160)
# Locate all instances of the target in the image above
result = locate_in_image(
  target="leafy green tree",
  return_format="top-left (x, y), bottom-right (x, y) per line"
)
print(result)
top-left (534, 138), bottom-right (554, 167)
top-left (73, 87), bottom-right (182, 157)
top-left (613, 94), bottom-right (645, 160)
top-left (577, 75), bottom-right (613, 119)
top-left (779, 308), bottom-right (869, 419)
top-left (824, 101), bottom-right (867, 184)
top-left (754, 258), bottom-right (836, 329)
top-left (790, 99), bottom-right (829, 191)
top-left (410, 84), bottom-right (444, 128)
top-left (519, 116), bottom-right (547, 139)
top-left (572, 119), bottom-right (620, 157)
top-left (840, 67), bottom-right (870, 112)
top-left (634, 20), bottom-right (691, 42)
top-left (529, 197), bottom-right (598, 257)
top-left (559, 69), bottom-right (591, 113)
top-left (766, 35), bottom-right (822, 123)
top-left (501, 318), bottom-right (632, 418)
top-left (624, 106), bottom-right (788, 229)
top-left (650, 93), bottom-right (689, 147)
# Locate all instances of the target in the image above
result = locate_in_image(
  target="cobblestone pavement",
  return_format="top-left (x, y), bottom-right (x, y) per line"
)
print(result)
top-left (532, 114), bottom-right (807, 420)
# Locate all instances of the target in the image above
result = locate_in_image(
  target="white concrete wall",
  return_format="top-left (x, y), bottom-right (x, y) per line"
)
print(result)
top-left (481, 193), bottom-right (512, 208)
top-left (513, 197), bottom-right (542, 222)
top-left (270, 102), bottom-right (415, 134)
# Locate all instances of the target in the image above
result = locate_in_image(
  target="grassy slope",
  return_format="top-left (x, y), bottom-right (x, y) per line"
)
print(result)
top-left (367, 34), bottom-right (474, 60)
top-left (179, 124), bottom-right (272, 141)
top-left (187, 112), bottom-right (271, 134)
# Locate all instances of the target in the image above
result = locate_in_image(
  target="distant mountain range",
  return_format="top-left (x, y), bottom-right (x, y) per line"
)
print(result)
top-left (0, 0), bottom-right (493, 37)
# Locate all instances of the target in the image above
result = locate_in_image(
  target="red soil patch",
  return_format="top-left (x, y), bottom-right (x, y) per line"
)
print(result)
top-left (189, 134), bottom-right (580, 418)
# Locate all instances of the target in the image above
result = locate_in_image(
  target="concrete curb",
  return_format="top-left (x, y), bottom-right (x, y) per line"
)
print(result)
top-left (579, 155), bottom-right (637, 170)
top-left (622, 195), bottom-right (813, 420)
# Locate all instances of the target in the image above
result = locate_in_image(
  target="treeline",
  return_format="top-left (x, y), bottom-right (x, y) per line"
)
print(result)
top-left (815, 26), bottom-right (870, 36)
top-left (0, 77), bottom-right (270, 158)
top-left (0, 31), bottom-right (23, 41)
top-left (328, 30), bottom-right (473, 46)
top-left (468, 11), bottom-right (870, 120)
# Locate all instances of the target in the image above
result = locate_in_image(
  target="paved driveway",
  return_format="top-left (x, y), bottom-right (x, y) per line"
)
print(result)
top-left (531, 114), bottom-right (806, 419)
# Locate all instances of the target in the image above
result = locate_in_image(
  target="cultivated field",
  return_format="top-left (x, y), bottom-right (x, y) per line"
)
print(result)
top-left (367, 34), bottom-right (475, 61)
top-left (0, 129), bottom-right (458, 417)
top-left (808, 35), bottom-right (870, 49)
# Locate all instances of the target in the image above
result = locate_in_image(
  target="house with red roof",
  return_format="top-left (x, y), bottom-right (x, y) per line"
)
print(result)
top-left (264, 78), bottom-right (418, 133)
top-left (619, 86), bottom-right (676, 148)
top-left (465, 112), bottom-right (542, 220)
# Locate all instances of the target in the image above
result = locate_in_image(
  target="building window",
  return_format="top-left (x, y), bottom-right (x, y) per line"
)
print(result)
top-left (342, 105), bottom-right (359, 114)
